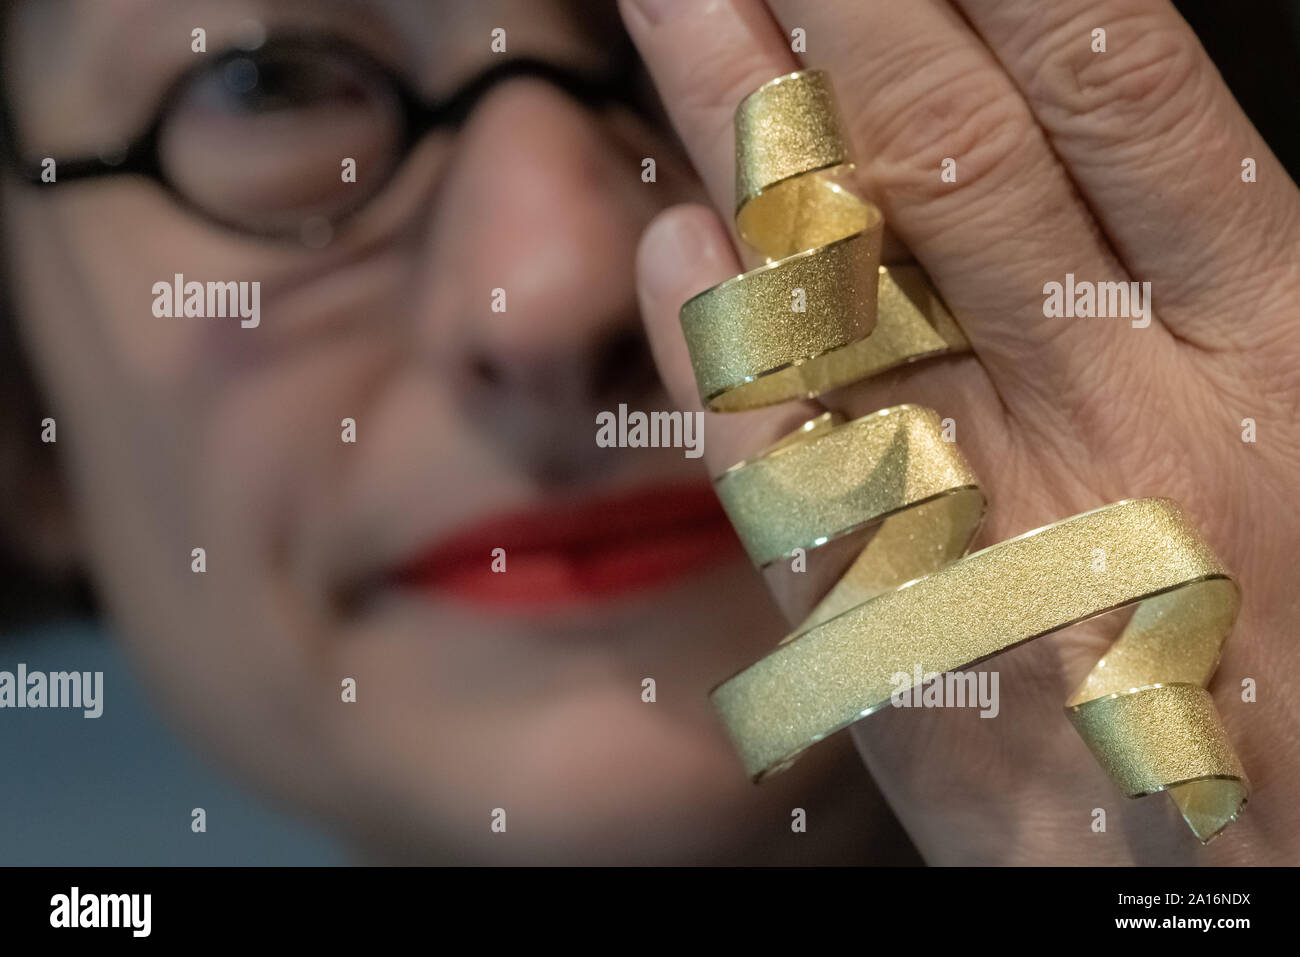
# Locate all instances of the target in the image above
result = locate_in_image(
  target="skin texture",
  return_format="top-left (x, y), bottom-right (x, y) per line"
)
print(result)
top-left (1, 0), bottom-right (911, 864)
top-left (622, 0), bottom-right (1300, 863)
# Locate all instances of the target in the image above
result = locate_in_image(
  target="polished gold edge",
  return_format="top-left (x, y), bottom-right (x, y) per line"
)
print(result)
top-left (732, 158), bottom-right (856, 218)
top-left (699, 335), bottom-right (870, 411)
top-left (699, 334), bottom-right (961, 412)
top-left (735, 67), bottom-right (828, 108)
top-left (752, 486), bottom-right (984, 571)
top-left (679, 226), bottom-right (878, 311)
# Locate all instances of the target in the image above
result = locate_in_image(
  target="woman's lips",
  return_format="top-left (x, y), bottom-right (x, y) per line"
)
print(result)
top-left (390, 480), bottom-right (744, 610)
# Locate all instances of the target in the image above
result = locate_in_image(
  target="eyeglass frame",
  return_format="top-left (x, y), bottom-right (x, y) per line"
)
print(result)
top-left (0, 33), bottom-right (644, 242)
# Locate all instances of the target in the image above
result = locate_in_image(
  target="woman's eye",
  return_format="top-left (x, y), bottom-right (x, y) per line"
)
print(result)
top-left (183, 41), bottom-right (381, 115)
top-left (157, 37), bottom-right (410, 234)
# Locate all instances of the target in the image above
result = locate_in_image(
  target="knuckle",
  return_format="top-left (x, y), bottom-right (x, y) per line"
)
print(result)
top-left (1032, 14), bottom-right (1207, 142)
top-left (673, 49), bottom-right (777, 144)
top-left (854, 47), bottom-right (1037, 208)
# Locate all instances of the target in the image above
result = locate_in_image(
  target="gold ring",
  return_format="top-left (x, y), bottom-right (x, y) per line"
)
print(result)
top-left (693, 69), bottom-right (1247, 843)
top-left (679, 70), bottom-right (968, 413)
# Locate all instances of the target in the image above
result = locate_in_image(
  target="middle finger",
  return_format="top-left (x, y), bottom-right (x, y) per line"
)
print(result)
top-left (623, 0), bottom-right (1171, 436)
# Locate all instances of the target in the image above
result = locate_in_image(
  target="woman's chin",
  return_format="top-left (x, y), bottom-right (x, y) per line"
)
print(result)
top-left (310, 565), bottom-right (812, 863)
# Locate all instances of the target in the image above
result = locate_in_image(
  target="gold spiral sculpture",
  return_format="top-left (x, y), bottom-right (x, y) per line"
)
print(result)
top-left (683, 70), bottom-right (1247, 843)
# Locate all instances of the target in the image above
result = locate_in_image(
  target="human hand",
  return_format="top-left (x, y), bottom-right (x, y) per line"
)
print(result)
top-left (620, 0), bottom-right (1300, 864)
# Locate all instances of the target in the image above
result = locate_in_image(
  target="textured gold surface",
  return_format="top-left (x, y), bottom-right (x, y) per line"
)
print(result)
top-left (715, 404), bottom-right (981, 568)
top-left (679, 70), bottom-right (969, 412)
top-left (696, 70), bottom-right (1247, 843)
top-left (715, 404), bottom-right (986, 640)
top-left (710, 497), bottom-right (1246, 842)
top-left (734, 70), bottom-right (850, 215)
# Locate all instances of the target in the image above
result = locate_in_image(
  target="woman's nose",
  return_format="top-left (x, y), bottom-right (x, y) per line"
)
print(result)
top-left (414, 80), bottom-right (665, 482)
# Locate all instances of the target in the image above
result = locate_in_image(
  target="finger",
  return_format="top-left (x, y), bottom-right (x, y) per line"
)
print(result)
top-left (635, 206), bottom-right (1015, 630)
top-left (618, 0), bottom-right (798, 227)
top-left (631, 0), bottom-right (1172, 435)
top-left (950, 0), bottom-right (1300, 352)
top-left (767, 0), bottom-right (1185, 409)
top-left (636, 203), bottom-right (824, 474)
top-left (637, 203), bottom-right (831, 620)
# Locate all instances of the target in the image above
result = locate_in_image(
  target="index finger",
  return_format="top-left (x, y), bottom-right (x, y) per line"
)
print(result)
top-left (617, 0), bottom-right (798, 226)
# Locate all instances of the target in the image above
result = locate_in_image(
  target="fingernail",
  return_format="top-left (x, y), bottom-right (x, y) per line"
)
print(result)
top-left (639, 210), bottom-right (718, 305)
top-left (626, 0), bottom-right (690, 27)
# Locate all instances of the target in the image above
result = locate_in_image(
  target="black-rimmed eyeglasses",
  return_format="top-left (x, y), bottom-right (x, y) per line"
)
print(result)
top-left (0, 33), bottom-right (641, 244)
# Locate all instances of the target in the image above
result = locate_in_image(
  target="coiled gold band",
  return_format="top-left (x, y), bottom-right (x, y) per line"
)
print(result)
top-left (679, 70), bottom-right (968, 412)
top-left (684, 69), bottom-right (1248, 843)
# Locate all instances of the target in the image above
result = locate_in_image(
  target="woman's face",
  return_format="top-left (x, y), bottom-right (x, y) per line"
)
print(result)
top-left (2, 0), bottom-right (878, 862)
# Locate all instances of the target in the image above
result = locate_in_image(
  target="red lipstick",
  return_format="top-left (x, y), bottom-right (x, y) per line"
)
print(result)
top-left (392, 480), bottom-right (743, 610)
